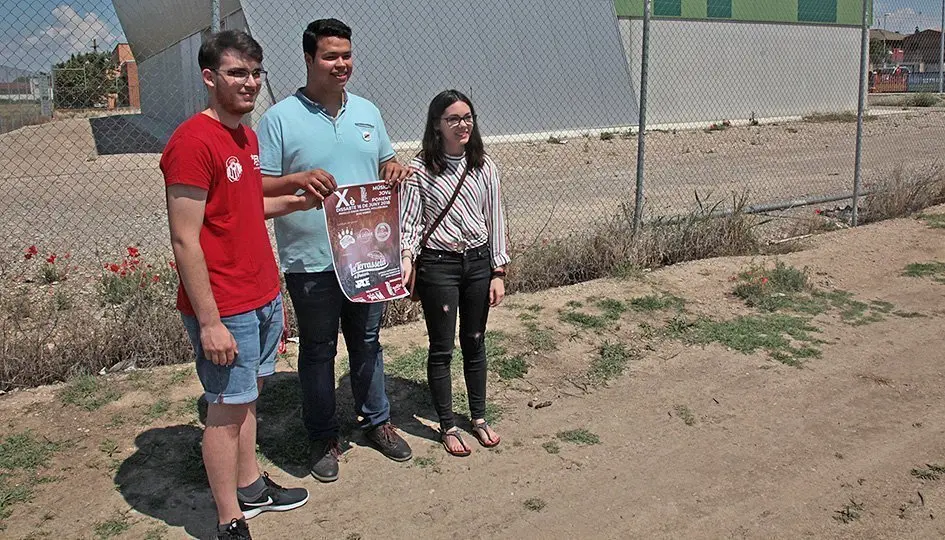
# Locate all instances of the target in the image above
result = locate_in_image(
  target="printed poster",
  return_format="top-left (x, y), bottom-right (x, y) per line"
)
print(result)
top-left (322, 181), bottom-right (408, 303)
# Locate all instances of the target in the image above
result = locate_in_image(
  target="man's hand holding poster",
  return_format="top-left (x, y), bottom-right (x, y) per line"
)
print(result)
top-left (323, 182), bottom-right (409, 303)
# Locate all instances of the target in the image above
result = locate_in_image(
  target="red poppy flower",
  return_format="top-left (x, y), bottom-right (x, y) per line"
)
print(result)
top-left (46, 254), bottom-right (57, 264)
top-left (109, 263), bottom-right (120, 273)
top-left (127, 246), bottom-right (140, 258)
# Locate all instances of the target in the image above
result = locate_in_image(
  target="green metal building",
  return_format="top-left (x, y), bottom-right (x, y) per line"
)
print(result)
top-left (615, 0), bottom-right (865, 125)
top-left (616, 0), bottom-right (864, 25)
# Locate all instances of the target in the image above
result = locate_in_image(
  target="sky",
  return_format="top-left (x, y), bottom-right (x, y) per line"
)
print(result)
top-left (0, 0), bottom-right (125, 74)
top-left (874, 0), bottom-right (945, 34)
top-left (0, 1), bottom-right (941, 75)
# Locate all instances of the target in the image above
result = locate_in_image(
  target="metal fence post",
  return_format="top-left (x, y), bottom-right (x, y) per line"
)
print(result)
top-left (211, 0), bottom-right (220, 32)
top-left (632, 0), bottom-right (652, 236)
top-left (851, 0), bottom-right (870, 227)
top-left (940, 0), bottom-right (944, 94)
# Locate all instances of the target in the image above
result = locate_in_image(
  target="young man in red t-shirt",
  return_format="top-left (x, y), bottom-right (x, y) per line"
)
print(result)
top-left (160, 30), bottom-right (323, 540)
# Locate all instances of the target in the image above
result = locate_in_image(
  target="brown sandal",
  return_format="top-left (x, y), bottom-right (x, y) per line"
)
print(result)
top-left (441, 429), bottom-right (471, 457)
top-left (470, 420), bottom-right (501, 448)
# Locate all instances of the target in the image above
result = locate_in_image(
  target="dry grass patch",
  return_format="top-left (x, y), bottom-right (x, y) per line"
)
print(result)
top-left (509, 195), bottom-right (761, 294)
top-left (861, 165), bottom-right (945, 224)
top-left (803, 112), bottom-right (875, 123)
top-left (0, 289), bottom-right (191, 391)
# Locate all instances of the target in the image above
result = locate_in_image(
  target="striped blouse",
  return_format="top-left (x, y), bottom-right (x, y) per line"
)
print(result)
top-left (400, 153), bottom-right (510, 269)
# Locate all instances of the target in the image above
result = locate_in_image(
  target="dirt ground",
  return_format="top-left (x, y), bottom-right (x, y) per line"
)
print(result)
top-left (0, 102), bottom-right (44, 135)
top-left (4, 209), bottom-right (945, 539)
top-left (1, 107), bottom-right (944, 269)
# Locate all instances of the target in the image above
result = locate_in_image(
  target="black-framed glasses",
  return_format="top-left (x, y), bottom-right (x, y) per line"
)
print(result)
top-left (442, 114), bottom-right (475, 128)
top-left (212, 68), bottom-right (267, 83)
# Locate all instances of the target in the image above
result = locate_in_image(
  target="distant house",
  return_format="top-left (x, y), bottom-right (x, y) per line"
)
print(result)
top-left (871, 29), bottom-right (906, 58)
top-left (870, 29), bottom-right (906, 68)
top-left (0, 75), bottom-right (51, 102)
top-left (902, 29), bottom-right (943, 71)
top-left (0, 80), bottom-right (35, 101)
top-left (870, 29), bottom-right (906, 45)
top-left (108, 43), bottom-right (140, 109)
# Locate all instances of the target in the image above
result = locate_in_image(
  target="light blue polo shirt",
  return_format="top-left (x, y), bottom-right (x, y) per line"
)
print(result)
top-left (257, 90), bottom-right (395, 273)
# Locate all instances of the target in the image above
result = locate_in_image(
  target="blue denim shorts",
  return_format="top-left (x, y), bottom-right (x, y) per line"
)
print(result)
top-left (181, 293), bottom-right (283, 405)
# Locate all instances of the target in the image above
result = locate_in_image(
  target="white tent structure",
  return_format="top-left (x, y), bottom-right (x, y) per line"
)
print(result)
top-left (112, 0), bottom-right (860, 145)
top-left (112, 0), bottom-right (637, 144)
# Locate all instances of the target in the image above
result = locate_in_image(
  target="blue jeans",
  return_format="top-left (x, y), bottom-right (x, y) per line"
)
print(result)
top-left (285, 272), bottom-right (390, 440)
top-left (181, 293), bottom-right (283, 405)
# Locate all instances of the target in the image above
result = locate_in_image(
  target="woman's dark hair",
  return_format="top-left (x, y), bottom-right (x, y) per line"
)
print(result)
top-left (303, 18), bottom-right (352, 56)
top-left (198, 30), bottom-right (263, 70)
top-left (420, 90), bottom-right (485, 176)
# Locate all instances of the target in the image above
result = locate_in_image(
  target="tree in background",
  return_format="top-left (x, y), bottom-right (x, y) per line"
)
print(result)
top-left (53, 52), bottom-right (117, 109)
top-left (869, 39), bottom-right (889, 68)
top-left (116, 70), bottom-right (130, 107)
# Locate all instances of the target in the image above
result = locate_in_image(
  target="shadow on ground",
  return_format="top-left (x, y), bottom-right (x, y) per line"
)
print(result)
top-left (114, 370), bottom-right (437, 537)
top-left (89, 114), bottom-right (166, 155)
top-left (113, 424), bottom-right (215, 539)
top-left (251, 372), bottom-right (440, 477)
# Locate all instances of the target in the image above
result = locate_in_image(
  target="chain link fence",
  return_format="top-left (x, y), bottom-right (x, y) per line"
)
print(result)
top-left (1, 0), bottom-right (944, 277)
top-left (861, 2), bottom-right (945, 231)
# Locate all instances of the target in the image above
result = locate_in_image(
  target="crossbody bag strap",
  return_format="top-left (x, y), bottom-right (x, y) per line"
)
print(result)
top-left (418, 164), bottom-right (470, 248)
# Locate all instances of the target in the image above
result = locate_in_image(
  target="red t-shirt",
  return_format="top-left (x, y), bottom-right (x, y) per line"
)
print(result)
top-left (160, 113), bottom-right (280, 317)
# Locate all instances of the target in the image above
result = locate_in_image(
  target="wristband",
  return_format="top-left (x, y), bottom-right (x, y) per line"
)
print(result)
top-left (491, 269), bottom-right (507, 278)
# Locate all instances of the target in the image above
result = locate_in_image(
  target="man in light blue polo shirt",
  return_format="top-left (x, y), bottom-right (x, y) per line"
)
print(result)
top-left (257, 18), bottom-right (413, 483)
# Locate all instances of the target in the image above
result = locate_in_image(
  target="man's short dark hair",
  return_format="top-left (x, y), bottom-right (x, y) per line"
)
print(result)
top-left (198, 30), bottom-right (263, 70)
top-left (302, 18), bottom-right (352, 56)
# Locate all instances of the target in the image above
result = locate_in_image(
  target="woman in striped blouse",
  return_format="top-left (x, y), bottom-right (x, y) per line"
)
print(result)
top-left (400, 89), bottom-right (510, 457)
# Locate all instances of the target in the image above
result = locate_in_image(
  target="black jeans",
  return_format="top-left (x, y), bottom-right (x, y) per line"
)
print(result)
top-left (416, 245), bottom-right (492, 431)
top-left (284, 272), bottom-right (390, 441)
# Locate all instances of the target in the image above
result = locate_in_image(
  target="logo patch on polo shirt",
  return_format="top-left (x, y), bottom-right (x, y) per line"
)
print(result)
top-left (356, 122), bottom-right (375, 143)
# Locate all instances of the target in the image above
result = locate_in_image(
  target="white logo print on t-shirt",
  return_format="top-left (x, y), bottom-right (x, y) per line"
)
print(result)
top-left (225, 156), bottom-right (243, 182)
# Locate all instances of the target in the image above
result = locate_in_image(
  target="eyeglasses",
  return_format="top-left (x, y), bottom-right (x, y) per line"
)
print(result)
top-left (442, 114), bottom-right (475, 128)
top-left (212, 68), bottom-right (267, 83)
